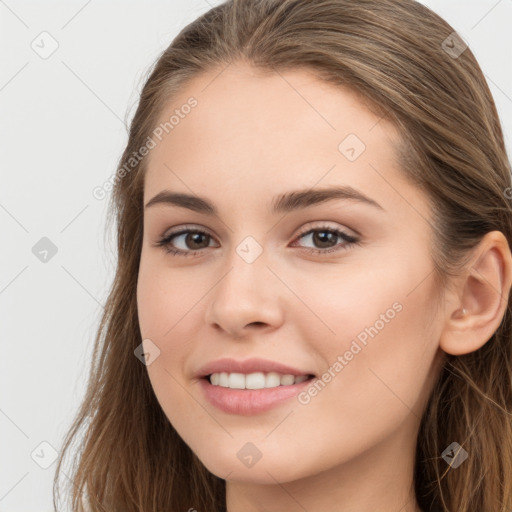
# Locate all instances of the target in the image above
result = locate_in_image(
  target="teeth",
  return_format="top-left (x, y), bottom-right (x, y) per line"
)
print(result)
top-left (209, 371), bottom-right (311, 389)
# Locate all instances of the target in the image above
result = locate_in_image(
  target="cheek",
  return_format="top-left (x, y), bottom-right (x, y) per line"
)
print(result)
top-left (137, 254), bottom-right (202, 338)
top-left (299, 260), bottom-right (440, 436)
top-left (136, 259), bottom-right (208, 418)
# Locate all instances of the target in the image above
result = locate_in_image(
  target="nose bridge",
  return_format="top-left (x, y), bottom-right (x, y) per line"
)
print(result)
top-left (216, 234), bottom-right (269, 304)
top-left (205, 233), bottom-right (283, 334)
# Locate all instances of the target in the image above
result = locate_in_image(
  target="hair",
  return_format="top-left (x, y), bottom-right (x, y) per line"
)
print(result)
top-left (53, 0), bottom-right (512, 510)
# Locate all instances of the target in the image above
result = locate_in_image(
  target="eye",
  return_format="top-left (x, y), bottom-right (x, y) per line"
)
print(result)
top-left (155, 225), bottom-right (217, 257)
top-left (291, 224), bottom-right (359, 255)
top-left (154, 223), bottom-right (360, 257)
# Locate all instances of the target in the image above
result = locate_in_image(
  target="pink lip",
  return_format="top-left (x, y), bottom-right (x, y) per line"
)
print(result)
top-left (198, 376), bottom-right (314, 415)
top-left (194, 357), bottom-right (316, 415)
top-left (194, 357), bottom-right (315, 379)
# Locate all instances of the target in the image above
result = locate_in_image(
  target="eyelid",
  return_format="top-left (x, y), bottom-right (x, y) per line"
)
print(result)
top-left (161, 223), bottom-right (214, 239)
top-left (294, 220), bottom-right (358, 239)
top-left (159, 221), bottom-right (355, 243)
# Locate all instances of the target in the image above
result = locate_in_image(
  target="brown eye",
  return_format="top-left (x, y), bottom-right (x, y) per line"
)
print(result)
top-left (179, 232), bottom-right (211, 250)
top-left (292, 225), bottom-right (359, 255)
top-left (310, 230), bottom-right (338, 249)
top-left (156, 227), bottom-right (217, 256)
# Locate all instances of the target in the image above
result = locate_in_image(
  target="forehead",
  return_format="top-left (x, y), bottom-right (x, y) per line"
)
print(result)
top-left (143, 62), bottom-right (421, 219)
top-left (148, 63), bottom-right (397, 158)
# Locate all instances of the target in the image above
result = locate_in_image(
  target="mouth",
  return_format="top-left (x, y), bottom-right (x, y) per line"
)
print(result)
top-left (203, 371), bottom-right (316, 389)
top-left (199, 372), bottom-right (317, 415)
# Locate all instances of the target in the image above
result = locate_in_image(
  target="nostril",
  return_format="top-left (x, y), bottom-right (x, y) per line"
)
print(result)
top-left (249, 322), bottom-right (265, 327)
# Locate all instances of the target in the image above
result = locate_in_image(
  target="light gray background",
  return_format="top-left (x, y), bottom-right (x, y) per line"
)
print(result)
top-left (1, 1), bottom-right (511, 510)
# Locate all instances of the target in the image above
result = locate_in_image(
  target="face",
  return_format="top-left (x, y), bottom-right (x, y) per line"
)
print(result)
top-left (137, 62), bottom-right (446, 485)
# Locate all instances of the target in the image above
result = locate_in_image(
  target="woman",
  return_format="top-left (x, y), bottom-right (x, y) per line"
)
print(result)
top-left (53, 1), bottom-right (512, 511)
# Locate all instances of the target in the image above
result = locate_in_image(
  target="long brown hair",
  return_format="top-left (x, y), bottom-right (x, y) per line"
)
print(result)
top-left (53, 1), bottom-right (512, 510)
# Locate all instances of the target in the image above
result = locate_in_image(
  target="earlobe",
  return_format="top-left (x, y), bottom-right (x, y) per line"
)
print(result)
top-left (439, 231), bottom-right (512, 356)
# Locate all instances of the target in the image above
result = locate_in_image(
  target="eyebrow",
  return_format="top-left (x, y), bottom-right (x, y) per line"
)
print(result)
top-left (144, 185), bottom-right (384, 215)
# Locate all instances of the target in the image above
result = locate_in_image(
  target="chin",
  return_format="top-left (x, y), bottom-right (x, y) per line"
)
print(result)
top-left (194, 446), bottom-right (313, 484)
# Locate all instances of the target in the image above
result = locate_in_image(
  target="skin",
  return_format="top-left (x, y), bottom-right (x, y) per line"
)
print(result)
top-left (136, 62), bottom-right (512, 512)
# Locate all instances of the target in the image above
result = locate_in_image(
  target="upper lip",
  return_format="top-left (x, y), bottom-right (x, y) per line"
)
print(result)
top-left (195, 358), bottom-right (316, 378)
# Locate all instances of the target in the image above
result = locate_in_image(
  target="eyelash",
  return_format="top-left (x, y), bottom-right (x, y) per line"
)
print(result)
top-left (155, 223), bottom-right (360, 257)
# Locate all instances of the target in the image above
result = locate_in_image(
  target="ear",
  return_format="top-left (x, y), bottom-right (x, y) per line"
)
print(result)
top-left (439, 231), bottom-right (512, 356)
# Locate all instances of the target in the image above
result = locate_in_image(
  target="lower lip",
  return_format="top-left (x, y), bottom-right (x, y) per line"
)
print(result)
top-left (199, 376), bottom-right (315, 415)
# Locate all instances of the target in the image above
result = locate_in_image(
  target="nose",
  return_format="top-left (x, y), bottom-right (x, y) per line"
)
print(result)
top-left (204, 248), bottom-right (284, 339)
